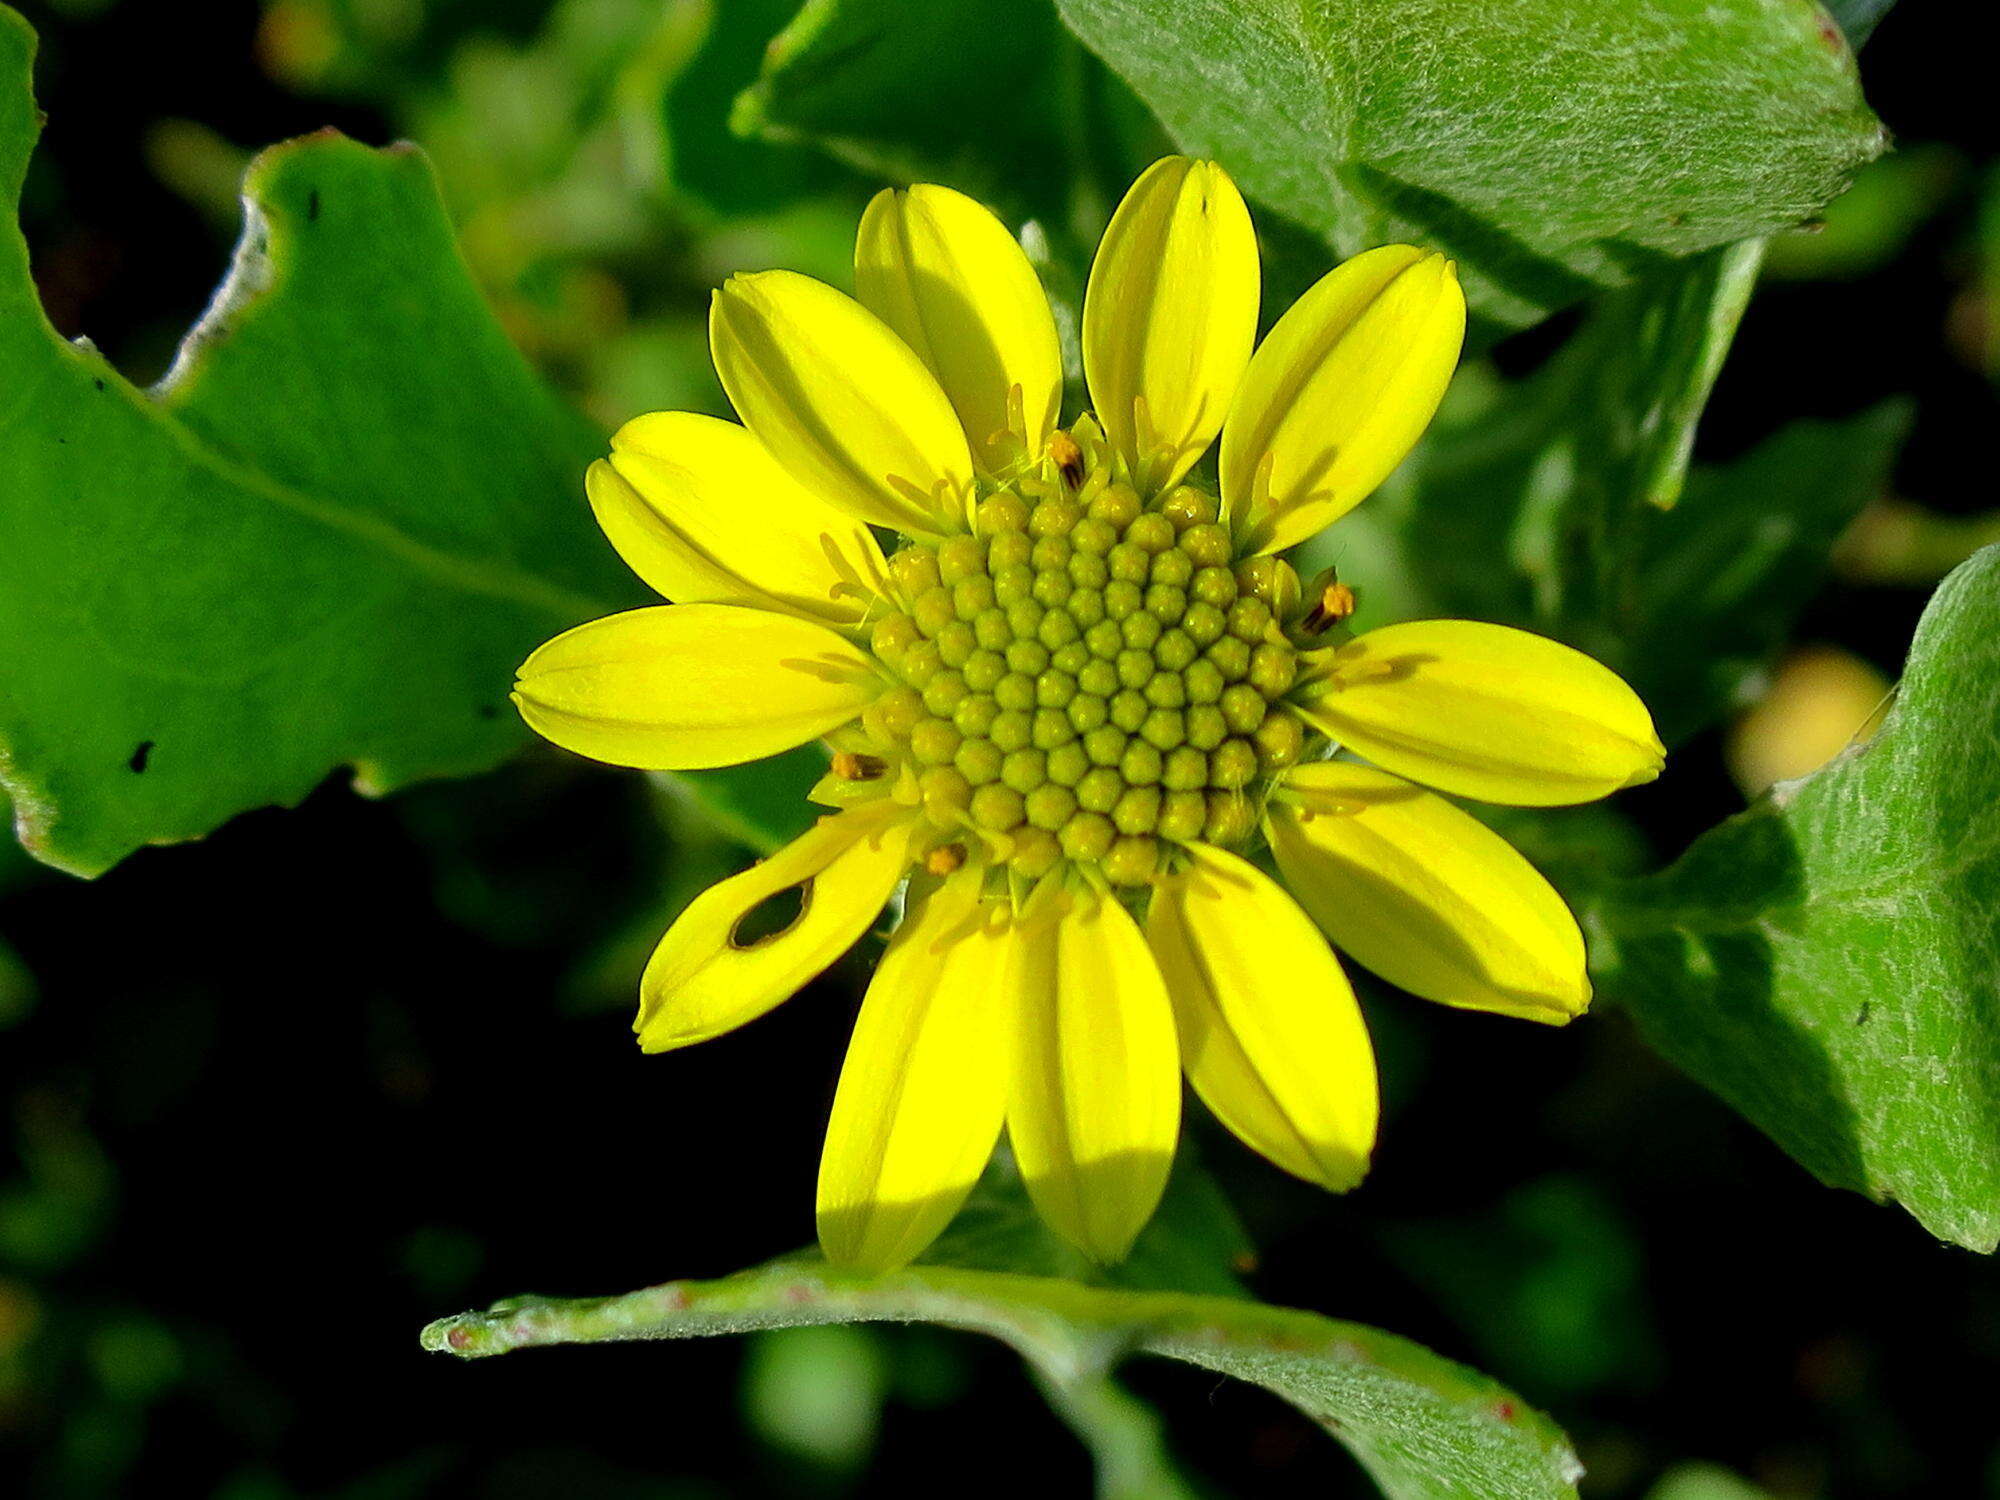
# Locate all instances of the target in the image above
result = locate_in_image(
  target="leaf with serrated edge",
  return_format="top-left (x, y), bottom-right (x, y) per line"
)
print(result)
top-left (1597, 544), bottom-right (2000, 1252)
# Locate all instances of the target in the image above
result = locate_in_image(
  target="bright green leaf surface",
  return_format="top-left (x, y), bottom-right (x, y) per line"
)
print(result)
top-left (1056, 0), bottom-right (1884, 324)
top-left (424, 1259), bottom-right (1582, 1500)
top-left (1597, 544), bottom-right (2000, 1252)
top-left (0, 8), bottom-right (641, 875)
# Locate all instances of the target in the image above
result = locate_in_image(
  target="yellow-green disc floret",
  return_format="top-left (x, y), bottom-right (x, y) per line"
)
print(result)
top-left (855, 432), bottom-right (1309, 888)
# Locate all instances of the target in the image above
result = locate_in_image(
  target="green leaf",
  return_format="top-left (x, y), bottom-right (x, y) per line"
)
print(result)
top-left (734, 0), bottom-right (1168, 229)
top-left (0, 8), bottom-right (641, 875)
top-left (736, 0), bottom-right (1068, 212)
top-left (1595, 544), bottom-right (2000, 1252)
top-left (1054, 0), bottom-right (1885, 325)
top-left (424, 1258), bottom-right (1583, 1500)
top-left (0, 8), bottom-right (821, 872)
top-left (1645, 1465), bottom-right (1774, 1500)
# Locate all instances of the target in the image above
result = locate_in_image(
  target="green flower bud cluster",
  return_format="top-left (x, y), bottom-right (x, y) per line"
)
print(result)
top-left (859, 466), bottom-right (1310, 887)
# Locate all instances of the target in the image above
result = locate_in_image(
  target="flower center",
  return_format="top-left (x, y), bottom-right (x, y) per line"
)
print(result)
top-left (856, 439), bottom-right (1308, 888)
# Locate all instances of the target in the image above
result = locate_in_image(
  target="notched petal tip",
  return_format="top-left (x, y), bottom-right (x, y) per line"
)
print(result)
top-left (710, 268), bottom-right (973, 537)
top-left (1222, 243), bottom-right (1467, 555)
top-left (1082, 155), bottom-right (1259, 496)
top-left (854, 179), bottom-right (1062, 477)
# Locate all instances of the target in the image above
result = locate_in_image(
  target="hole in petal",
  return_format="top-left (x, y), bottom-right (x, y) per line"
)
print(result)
top-left (730, 882), bottom-right (813, 950)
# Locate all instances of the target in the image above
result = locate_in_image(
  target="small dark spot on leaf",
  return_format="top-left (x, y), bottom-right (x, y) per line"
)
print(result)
top-left (1855, 1001), bottom-right (1872, 1026)
top-left (128, 740), bottom-right (154, 773)
top-left (93, 377), bottom-right (106, 392)
top-left (477, 703), bottom-right (500, 720)
top-left (307, 189), bottom-right (321, 222)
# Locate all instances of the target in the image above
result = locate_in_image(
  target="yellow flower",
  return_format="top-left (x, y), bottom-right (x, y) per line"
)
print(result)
top-left (515, 158), bottom-right (1665, 1272)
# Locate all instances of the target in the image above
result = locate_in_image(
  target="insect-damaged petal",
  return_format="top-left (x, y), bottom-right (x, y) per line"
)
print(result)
top-left (637, 799), bottom-right (918, 1052)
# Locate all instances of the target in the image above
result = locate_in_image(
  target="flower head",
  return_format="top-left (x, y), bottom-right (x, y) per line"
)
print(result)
top-left (514, 158), bottom-right (1664, 1271)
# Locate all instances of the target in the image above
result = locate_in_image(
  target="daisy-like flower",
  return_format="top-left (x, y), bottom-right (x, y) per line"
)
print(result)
top-left (515, 158), bottom-right (1664, 1271)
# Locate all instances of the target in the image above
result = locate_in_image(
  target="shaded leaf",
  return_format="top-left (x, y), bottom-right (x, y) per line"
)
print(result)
top-left (1825, 0), bottom-right (1899, 48)
top-left (736, 0), bottom-right (1069, 214)
top-left (1616, 404), bottom-right (1910, 744)
top-left (424, 1258), bottom-right (1583, 1500)
top-left (1055, 0), bottom-right (1884, 325)
top-left (922, 1146), bottom-right (1253, 1300)
top-left (734, 0), bottom-right (1168, 230)
top-left (1596, 544), bottom-right (2000, 1252)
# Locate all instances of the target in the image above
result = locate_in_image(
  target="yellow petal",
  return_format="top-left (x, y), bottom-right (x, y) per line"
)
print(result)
top-left (1082, 157), bottom-right (1258, 495)
top-left (855, 184), bottom-right (1062, 474)
top-left (514, 603), bottom-right (878, 770)
top-left (1293, 620), bottom-right (1665, 806)
top-left (637, 799), bottom-right (917, 1053)
top-left (1269, 762), bottom-right (1589, 1024)
top-left (817, 868), bottom-right (1009, 1271)
top-left (1147, 845), bottom-right (1376, 1190)
top-left (1006, 879), bottom-right (1180, 1264)
top-left (1222, 247), bottom-right (1465, 555)
top-left (710, 270), bottom-right (974, 535)
top-left (590, 412), bottom-right (886, 624)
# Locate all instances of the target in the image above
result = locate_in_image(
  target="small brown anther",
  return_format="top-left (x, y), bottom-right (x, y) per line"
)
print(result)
top-left (1049, 429), bottom-right (1085, 488)
top-left (831, 750), bottom-right (888, 781)
top-left (1300, 579), bottom-right (1358, 634)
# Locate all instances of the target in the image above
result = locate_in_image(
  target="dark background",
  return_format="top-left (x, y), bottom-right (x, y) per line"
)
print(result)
top-left (2, 2), bottom-right (1996, 1496)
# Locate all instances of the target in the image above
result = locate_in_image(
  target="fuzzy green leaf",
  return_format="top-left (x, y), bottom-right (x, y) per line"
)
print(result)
top-left (424, 1258), bottom-right (1582, 1500)
top-left (1596, 544), bottom-right (2000, 1252)
top-left (1055, 0), bottom-right (1885, 325)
